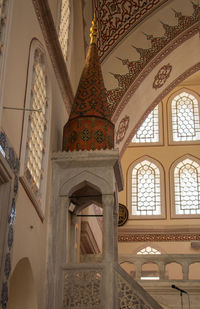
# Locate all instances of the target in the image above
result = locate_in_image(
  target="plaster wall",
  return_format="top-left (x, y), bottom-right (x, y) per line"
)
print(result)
top-left (118, 82), bottom-right (200, 229)
top-left (0, 1), bottom-right (76, 307)
top-left (118, 80), bottom-right (200, 281)
top-left (7, 258), bottom-right (38, 309)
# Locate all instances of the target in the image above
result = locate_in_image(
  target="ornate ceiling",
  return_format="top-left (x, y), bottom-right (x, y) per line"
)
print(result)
top-left (86, 0), bottom-right (200, 154)
top-left (93, 0), bottom-right (168, 61)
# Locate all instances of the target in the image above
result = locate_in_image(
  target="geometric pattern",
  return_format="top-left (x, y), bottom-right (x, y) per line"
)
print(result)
top-left (107, 3), bottom-right (200, 114)
top-left (171, 92), bottom-right (200, 142)
top-left (153, 64), bottom-right (172, 89)
top-left (63, 116), bottom-right (114, 151)
top-left (174, 158), bottom-right (200, 215)
top-left (118, 232), bottom-right (200, 242)
top-left (132, 160), bottom-right (161, 216)
top-left (63, 269), bottom-right (102, 308)
top-left (117, 272), bottom-right (154, 309)
top-left (70, 43), bottom-right (111, 119)
top-left (25, 48), bottom-right (48, 198)
top-left (116, 115), bottom-right (129, 144)
top-left (132, 105), bottom-right (159, 143)
top-left (58, 0), bottom-right (71, 61)
top-left (63, 41), bottom-right (114, 151)
top-left (0, 131), bottom-right (19, 309)
top-left (120, 63), bottom-right (200, 155)
top-left (93, 0), bottom-right (168, 61)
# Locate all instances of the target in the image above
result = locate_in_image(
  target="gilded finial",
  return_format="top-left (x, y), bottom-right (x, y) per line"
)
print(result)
top-left (90, 14), bottom-right (97, 44)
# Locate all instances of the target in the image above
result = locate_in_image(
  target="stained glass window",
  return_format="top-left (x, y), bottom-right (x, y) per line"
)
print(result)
top-left (132, 105), bottom-right (159, 143)
top-left (174, 158), bottom-right (200, 215)
top-left (58, 0), bottom-right (70, 61)
top-left (132, 160), bottom-right (161, 216)
top-left (25, 49), bottom-right (48, 202)
top-left (137, 246), bottom-right (161, 255)
top-left (171, 92), bottom-right (200, 142)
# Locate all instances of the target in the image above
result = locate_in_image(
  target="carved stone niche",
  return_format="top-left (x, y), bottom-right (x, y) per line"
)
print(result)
top-left (48, 149), bottom-right (123, 309)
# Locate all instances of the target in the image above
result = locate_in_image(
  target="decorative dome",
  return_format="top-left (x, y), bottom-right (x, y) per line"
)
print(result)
top-left (62, 16), bottom-right (114, 152)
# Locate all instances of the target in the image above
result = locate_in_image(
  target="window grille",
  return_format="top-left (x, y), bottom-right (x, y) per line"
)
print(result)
top-left (58, 0), bottom-right (70, 60)
top-left (0, 0), bottom-right (9, 66)
top-left (132, 160), bottom-right (161, 216)
top-left (25, 49), bottom-right (48, 202)
top-left (137, 247), bottom-right (160, 280)
top-left (132, 105), bottom-right (159, 143)
top-left (137, 246), bottom-right (161, 255)
top-left (174, 158), bottom-right (200, 215)
top-left (171, 92), bottom-right (200, 142)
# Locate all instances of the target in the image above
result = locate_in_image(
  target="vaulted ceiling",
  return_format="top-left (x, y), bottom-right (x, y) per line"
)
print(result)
top-left (82, 0), bottom-right (200, 155)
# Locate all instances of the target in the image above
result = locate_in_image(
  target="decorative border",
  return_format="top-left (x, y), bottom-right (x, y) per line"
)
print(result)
top-left (93, 0), bottom-right (168, 62)
top-left (116, 115), bottom-right (130, 144)
top-left (118, 232), bottom-right (200, 242)
top-left (112, 11), bottom-right (199, 121)
top-left (0, 131), bottom-right (19, 309)
top-left (32, 0), bottom-right (74, 113)
top-left (153, 63), bottom-right (172, 89)
top-left (120, 62), bottom-right (200, 156)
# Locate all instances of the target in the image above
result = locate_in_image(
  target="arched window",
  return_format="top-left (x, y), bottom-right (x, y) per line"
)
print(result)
top-left (137, 246), bottom-right (160, 280)
top-left (170, 91), bottom-right (200, 142)
top-left (128, 157), bottom-right (165, 218)
top-left (0, 0), bottom-right (12, 70)
top-left (58, 0), bottom-right (71, 61)
top-left (137, 246), bottom-right (161, 255)
top-left (25, 49), bottom-right (47, 190)
top-left (131, 104), bottom-right (162, 144)
top-left (0, 0), bottom-right (13, 121)
top-left (172, 156), bottom-right (200, 217)
top-left (20, 41), bottom-right (51, 216)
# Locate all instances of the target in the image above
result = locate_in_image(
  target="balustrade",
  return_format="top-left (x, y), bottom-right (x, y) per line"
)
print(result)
top-left (119, 254), bottom-right (200, 281)
top-left (62, 262), bottom-right (163, 308)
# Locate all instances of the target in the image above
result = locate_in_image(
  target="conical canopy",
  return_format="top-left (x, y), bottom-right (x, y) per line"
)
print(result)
top-left (62, 17), bottom-right (114, 152)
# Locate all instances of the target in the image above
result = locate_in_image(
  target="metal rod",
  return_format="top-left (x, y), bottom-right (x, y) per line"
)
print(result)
top-left (3, 107), bottom-right (42, 112)
top-left (70, 194), bottom-right (102, 198)
top-left (76, 214), bottom-right (103, 217)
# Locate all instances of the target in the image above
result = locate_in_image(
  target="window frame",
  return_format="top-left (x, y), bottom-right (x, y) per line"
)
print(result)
top-left (137, 246), bottom-right (161, 255)
top-left (0, 0), bottom-right (14, 126)
top-left (19, 40), bottom-right (51, 219)
top-left (168, 88), bottom-right (200, 145)
top-left (56, 0), bottom-right (72, 64)
top-left (170, 154), bottom-right (200, 219)
top-left (130, 102), bottom-right (163, 146)
top-left (127, 156), bottom-right (166, 220)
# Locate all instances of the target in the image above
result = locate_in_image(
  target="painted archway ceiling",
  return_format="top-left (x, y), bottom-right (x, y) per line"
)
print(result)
top-left (88, 1), bottom-right (200, 153)
top-left (93, 0), bottom-right (168, 61)
top-left (93, 0), bottom-right (199, 112)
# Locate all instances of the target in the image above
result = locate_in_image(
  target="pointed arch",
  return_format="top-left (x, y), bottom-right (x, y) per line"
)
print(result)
top-left (19, 39), bottom-right (52, 218)
top-left (127, 156), bottom-right (165, 219)
top-left (57, 0), bottom-right (72, 62)
top-left (167, 88), bottom-right (200, 144)
top-left (60, 170), bottom-right (112, 197)
top-left (7, 258), bottom-right (38, 309)
top-left (170, 154), bottom-right (200, 217)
